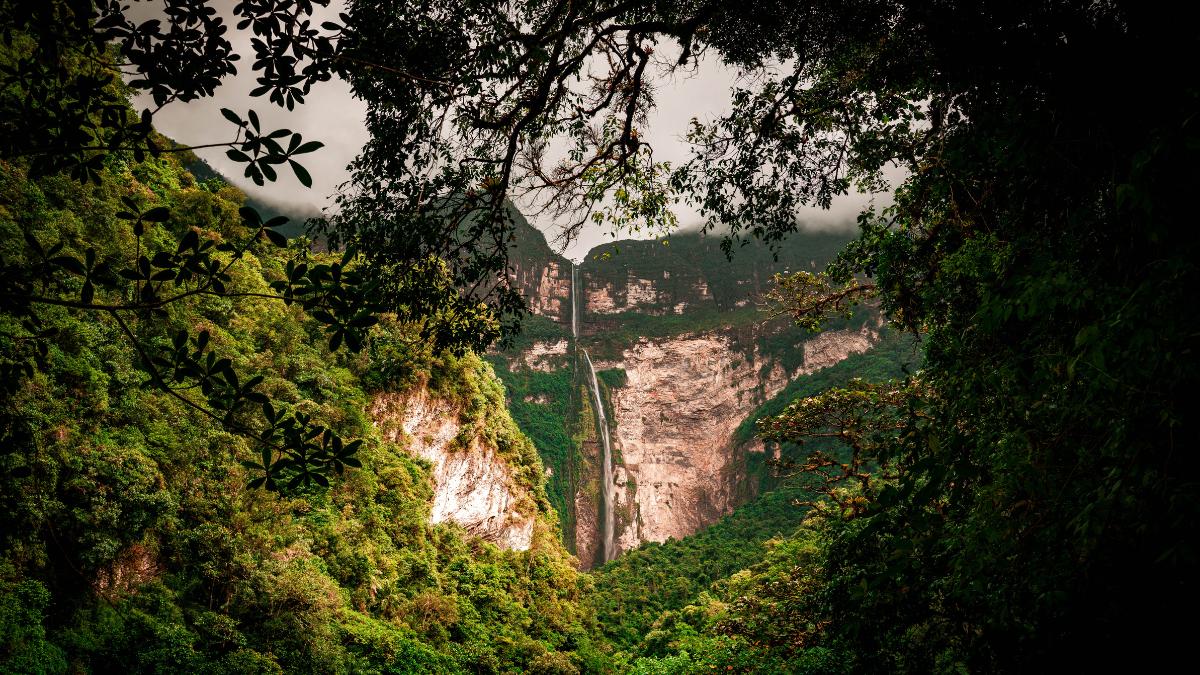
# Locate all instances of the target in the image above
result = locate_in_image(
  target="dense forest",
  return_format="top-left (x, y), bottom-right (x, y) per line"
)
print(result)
top-left (3, 1), bottom-right (1198, 673)
top-left (0, 144), bottom-right (605, 673)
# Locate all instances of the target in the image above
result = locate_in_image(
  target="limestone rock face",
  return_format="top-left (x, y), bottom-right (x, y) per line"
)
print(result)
top-left (513, 339), bottom-right (569, 372)
top-left (372, 390), bottom-right (535, 551)
top-left (803, 326), bottom-right (877, 369)
top-left (599, 325), bottom-right (876, 555)
top-left (583, 274), bottom-right (714, 317)
top-left (510, 259), bottom-right (572, 326)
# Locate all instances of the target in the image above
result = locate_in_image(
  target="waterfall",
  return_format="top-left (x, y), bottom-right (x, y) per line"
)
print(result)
top-left (575, 263), bottom-right (615, 562)
top-left (570, 263), bottom-right (578, 339)
top-left (582, 349), bottom-right (617, 563)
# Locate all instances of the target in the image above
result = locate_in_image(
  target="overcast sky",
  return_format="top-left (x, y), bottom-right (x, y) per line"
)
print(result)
top-left (137, 1), bottom-right (888, 261)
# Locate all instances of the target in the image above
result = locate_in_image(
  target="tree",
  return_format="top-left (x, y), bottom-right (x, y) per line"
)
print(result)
top-left (0, 0), bottom-right (334, 184)
top-left (0, 0), bottom-right (492, 489)
top-left (722, 2), bottom-right (1197, 669)
top-left (320, 0), bottom-right (1200, 668)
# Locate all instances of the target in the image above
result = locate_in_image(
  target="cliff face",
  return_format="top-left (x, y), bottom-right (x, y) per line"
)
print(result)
top-left (371, 360), bottom-right (547, 551)
top-left (506, 206), bottom-right (574, 329)
top-left (510, 257), bottom-right (572, 326)
top-left (493, 222), bottom-right (875, 567)
top-left (600, 325), bottom-right (876, 554)
top-left (601, 333), bottom-right (776, 549)
top-left (582, 269), bottom-right (714, 317)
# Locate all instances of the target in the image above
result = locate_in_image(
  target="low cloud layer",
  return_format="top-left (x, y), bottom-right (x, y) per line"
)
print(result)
top-left (137, 2), bottom-right (889, 261)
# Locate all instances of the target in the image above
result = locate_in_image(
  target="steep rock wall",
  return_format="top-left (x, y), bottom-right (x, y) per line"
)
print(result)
top-left (505, 205), bottom-right (574, 328)
top-left (582, 272), bottom-right (714, 317)
top-left (599, 324), bottom-right (877, 555)
top-left (493, 221), bottom-right (872, 566)
top-left (372, 389), bottom-right (536, 551)
top-left (510, 258), bottom-right (573, 326)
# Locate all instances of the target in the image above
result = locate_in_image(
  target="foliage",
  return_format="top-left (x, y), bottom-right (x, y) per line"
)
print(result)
top-left (0, 25), bottom-right (514, 490)
top-left (751, 303), bottom-right (877, 375)
top-left (595, 368), bottom-right (626, 391)
top-left (762, 272), bottom-right (874, 333)
top-left (0, 5), bottom-right (525, 496)
top-left (0, 0), bottom-right (334, 183)
top-left (473, 0), bottom-right (1200, 668)
top-left (0, 144), bottom-right (379, 490)
top-left (740, 327), bottom-right (918, 441)
top-left (487, 357), bottom-right (579, 538)
top-left (333, 0), bottom-right (698, 243)
top-left (502, 312), bottom-right (572, 355)
top-left (676, 1), bottom-right (1198, 670)
top-left (6, 0), bottom-right (1197, 671)
top-left (590, 487), bottom-right (817, 653)
top-left (739, 328), bottom-right (921, 494)
top-left (0, 147), bottom-right (608, 673)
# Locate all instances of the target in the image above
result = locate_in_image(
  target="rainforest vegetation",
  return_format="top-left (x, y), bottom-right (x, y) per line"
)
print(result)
top-left (3, 0), bottom-right (1197, 673)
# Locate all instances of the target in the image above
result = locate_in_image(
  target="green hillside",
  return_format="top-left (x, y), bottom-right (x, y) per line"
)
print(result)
top-left (8, 2), bottom-right (1193, 671)
top-left (0, 146), bottom-right (606, 673)
top-left (583, 229), bottom-right (851, 312)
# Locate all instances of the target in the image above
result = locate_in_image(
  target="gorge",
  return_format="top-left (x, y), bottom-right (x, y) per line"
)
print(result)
top-left (3, 3), bottom-right (1188, 670)
top-left (492, 213), bottom-right (890, 567)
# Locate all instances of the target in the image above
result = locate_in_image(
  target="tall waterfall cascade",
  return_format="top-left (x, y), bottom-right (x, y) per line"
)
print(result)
top-left (571, 263), bottom-right (579, 339)
top-left (583, 350), bottom-right (617, 563)
top-left (573, 262), bottom-right (617, 563)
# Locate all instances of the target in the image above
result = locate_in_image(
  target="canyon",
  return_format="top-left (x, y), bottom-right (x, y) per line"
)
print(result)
top-left (493, 214), bottom-right (882, 567)
top-left (367, 213), bottom-right (885, 564)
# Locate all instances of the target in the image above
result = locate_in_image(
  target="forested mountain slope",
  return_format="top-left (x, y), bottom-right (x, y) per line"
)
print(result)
top-left (0, 151), bottom-right (605, 673)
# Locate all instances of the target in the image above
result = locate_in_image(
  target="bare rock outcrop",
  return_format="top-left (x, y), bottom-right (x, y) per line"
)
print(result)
top-left (372, 390), bottom-right (535, 550)
top-left (602, 324), bottom-right (877, 555)
top-left (510, 259), bottom-right (572, 326)
top-left (583, 274), bottom-right (714, 317)
top-left (513, 339), bottom-right (569, 372)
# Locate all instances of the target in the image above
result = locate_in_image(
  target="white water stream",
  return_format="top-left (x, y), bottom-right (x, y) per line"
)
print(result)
top-left (583, 349), bottom-right (617, 563)
top-left (573, 263), bottom-right (616, 563)
top-left (571, 263), bottom-right (579, 339)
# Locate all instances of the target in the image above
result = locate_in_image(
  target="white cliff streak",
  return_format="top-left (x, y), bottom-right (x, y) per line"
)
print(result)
top-left (515, 340), bottom-right (569, 372)
top-left (371, 391), bottom-right (534, 551)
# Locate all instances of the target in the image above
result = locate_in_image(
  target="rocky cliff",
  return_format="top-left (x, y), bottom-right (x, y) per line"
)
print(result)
top-left (601, 324), bottom-right (877, 552)
top-left (371, 356), bottom-right (550, 551)
top-left (493, 221), bottom-right (883, 567)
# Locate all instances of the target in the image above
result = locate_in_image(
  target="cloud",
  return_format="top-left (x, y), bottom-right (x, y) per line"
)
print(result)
top-left (134, 3), bottom-right (889, 261)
